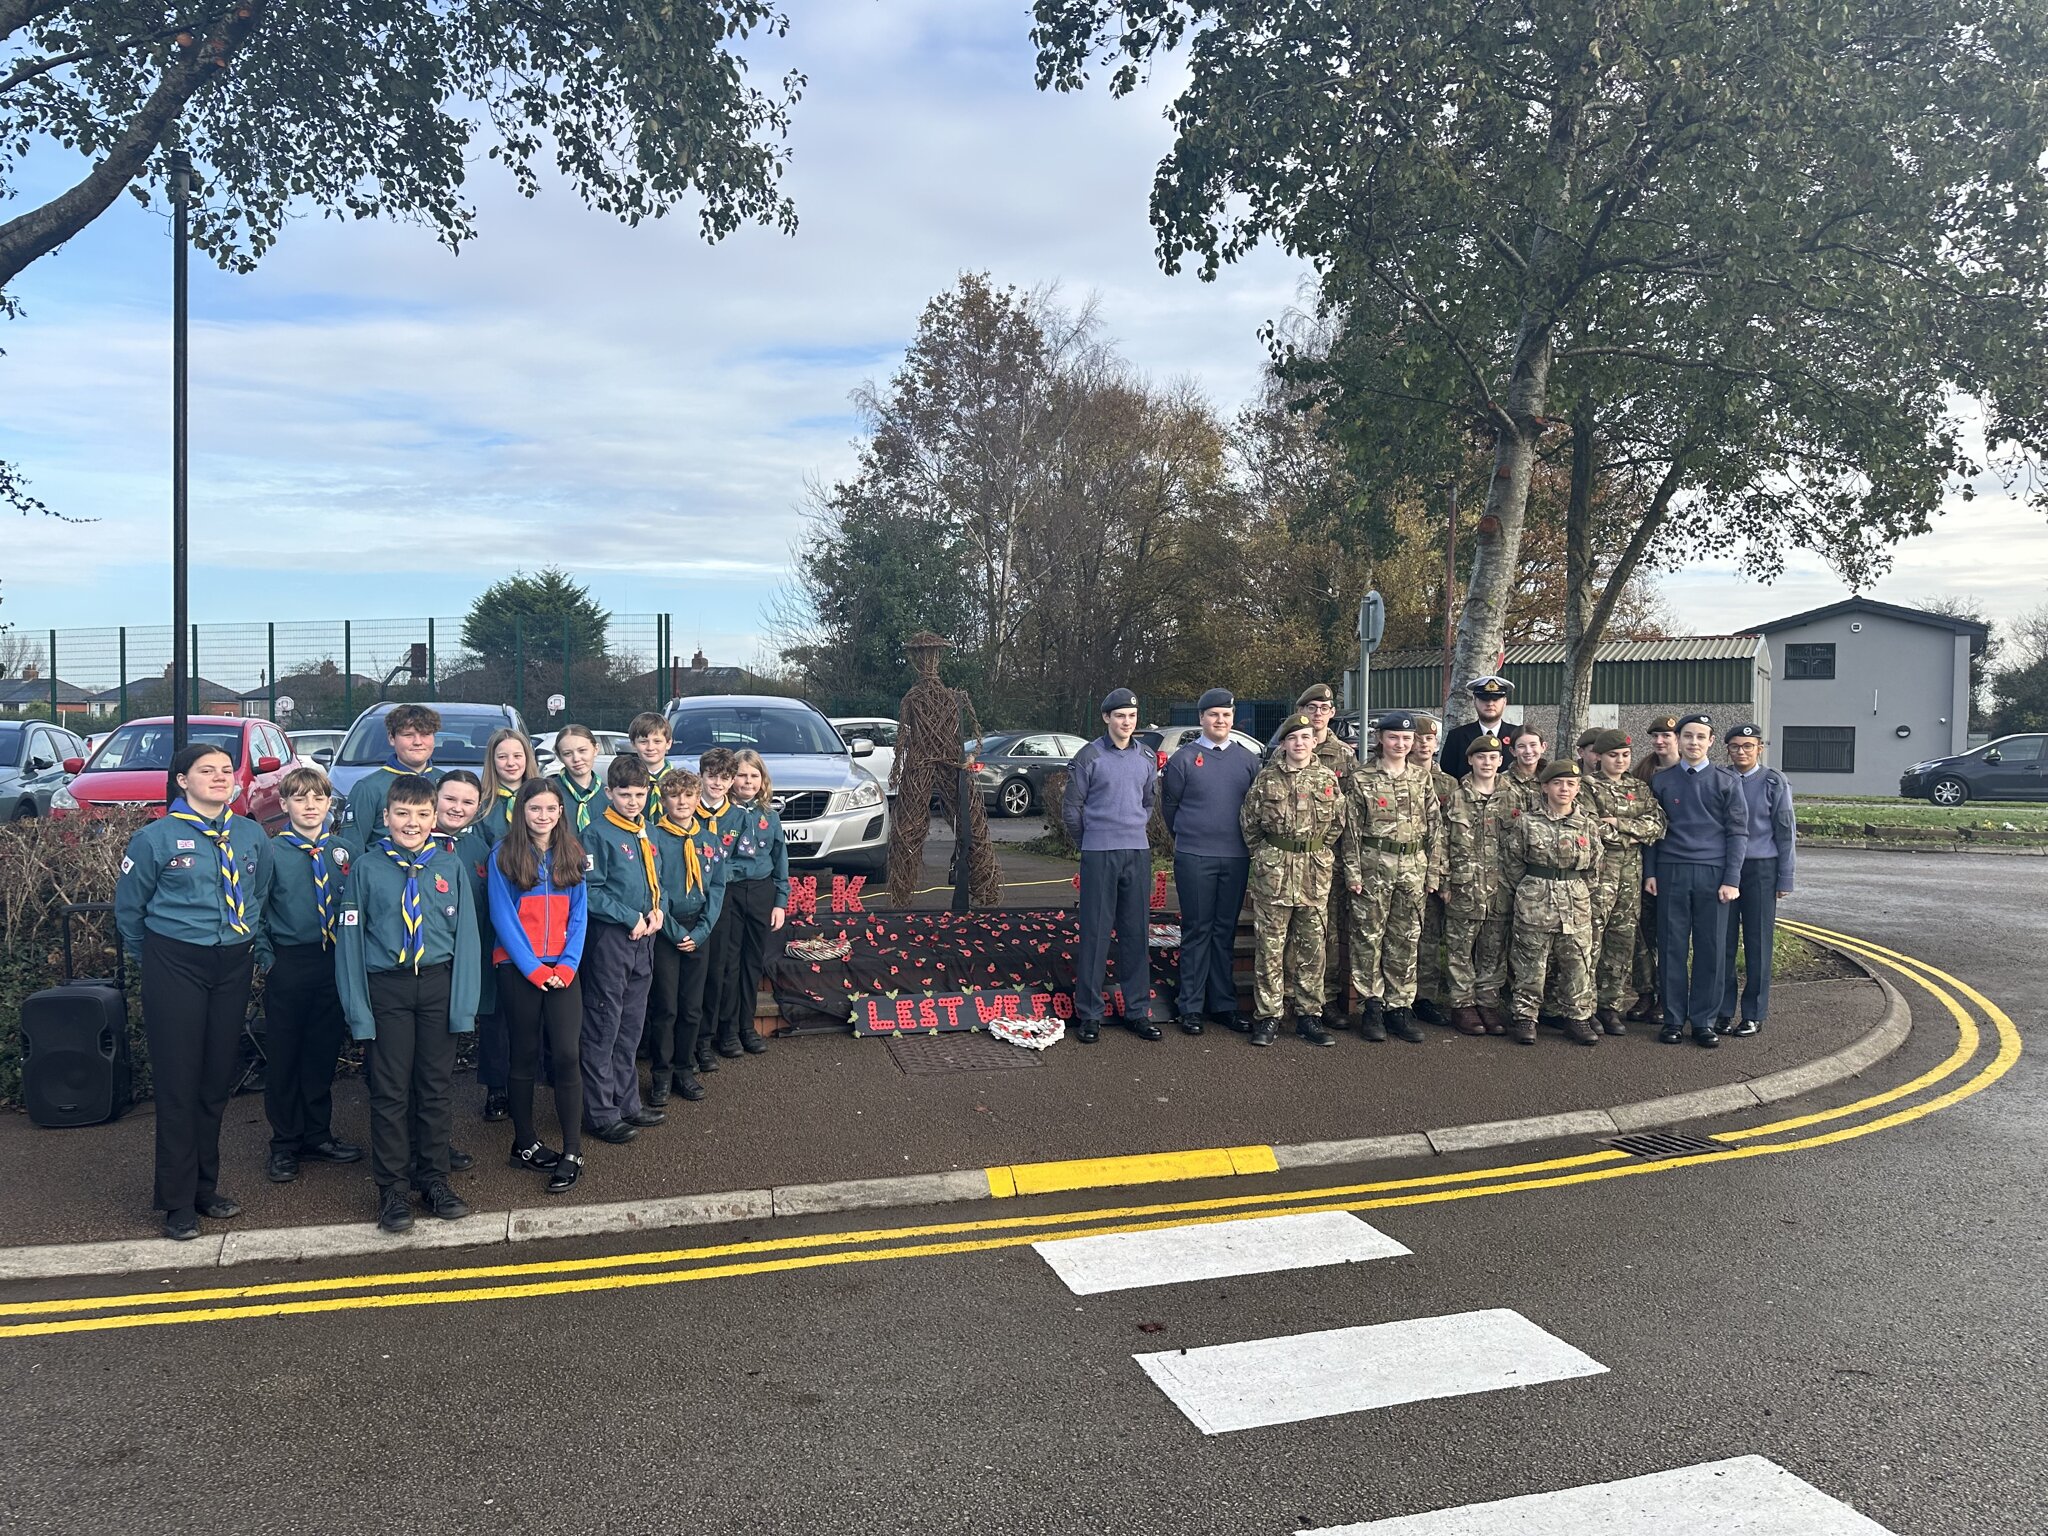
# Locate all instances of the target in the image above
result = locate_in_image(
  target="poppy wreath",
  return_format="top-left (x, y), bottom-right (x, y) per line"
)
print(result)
top-left (988, 1013), bottom-right (1065, 1050)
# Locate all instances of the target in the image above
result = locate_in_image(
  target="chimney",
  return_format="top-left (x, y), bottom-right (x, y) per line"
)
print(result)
top-left (21, 663), bottom-right (38, 681)
top-left (691, 650), bottom-right (708, 672)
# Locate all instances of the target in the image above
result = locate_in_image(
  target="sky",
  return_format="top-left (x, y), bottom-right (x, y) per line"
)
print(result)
top-left (4, 0), bottom-right (2045, 676)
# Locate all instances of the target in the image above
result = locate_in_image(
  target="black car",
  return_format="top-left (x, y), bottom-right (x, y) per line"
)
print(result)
top-left (1899, 733), bottom-right (2047, 806)
top-left (970, 731), bottom-right (1090, 817)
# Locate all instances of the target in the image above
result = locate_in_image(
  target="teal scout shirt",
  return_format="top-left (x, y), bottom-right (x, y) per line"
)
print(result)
top-left (583, 809), bottom-right (664, 930)
top-left (334, 839), bottom-right (481, 1041)
top-left (115, 803), bottom-right (271, 954)
top-left (257, 827), bottom-right (349, 966)
top-left (652, 814), bottom-right (727, 949)
top-left (720, 798), bottom-right (790, 906)
top-left (338, 760), bottom-right (444, 857)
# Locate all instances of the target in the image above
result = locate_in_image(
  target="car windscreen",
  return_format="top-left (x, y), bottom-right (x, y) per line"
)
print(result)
top-left (338, 714), bottom-right (500, 766)
top-left (667, 705), bottom-right (843, 756)
top-left (0, 723), bottom-right (21, 768)
top-left (87, 722), bottom-right (243, 772)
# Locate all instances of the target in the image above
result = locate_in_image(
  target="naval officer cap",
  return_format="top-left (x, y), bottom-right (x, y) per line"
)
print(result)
top-left (1536, 759), bottom-right (1582, 783)
top-left (1724, 722), bottom-right (1763, 743)
top-left (1466, 674), bottom-right (1514, 699)
top-left (1100, 687), bottom-right (1138, 714)
top-left (1196, 687), bottom-right (1235, 714)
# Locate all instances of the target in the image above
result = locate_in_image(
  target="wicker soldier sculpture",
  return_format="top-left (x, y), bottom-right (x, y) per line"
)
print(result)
top-left (886, 632), bottom-right (1003, 909)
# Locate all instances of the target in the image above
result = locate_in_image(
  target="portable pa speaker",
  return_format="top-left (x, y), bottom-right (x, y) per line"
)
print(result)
top-left (22, 982), bottom-right (132, 1128)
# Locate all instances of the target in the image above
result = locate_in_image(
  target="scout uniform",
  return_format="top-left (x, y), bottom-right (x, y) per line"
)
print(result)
top-left (1582, 729), bottom-right (1667, 1034)
top-left (1500, 761), bottom-right (1604, 1045)
top-left (646, 806), bottom-right (728, 1101)
top-left (580, 804), bottom-right (665, 1134)
top-left (1442, 736), bottom-right (1514, 1035)
top-left (695, 791), bottom-right (751, 1075)
top-left (1342, 711), bottom-right (1445, 1042)
top-left (1240, 713), bottom-right (1348, 1047)
top-left (1627, 714), bottom-right (1681, 1018)
top-left (712, 793), bottom-right (791, 1054)
top-left (442, 821), bottom-right (503, 1110)
top-left (339, 757), bottom-right (444, 856)
top-left (552, 769), bottom-right (605, 836)
top-left (257, 822), bottom-right (360, 1181)
top-left (1408, 713), bottom-right (1461, 1026)
top-left (480, 784), bottom-right (520, 842)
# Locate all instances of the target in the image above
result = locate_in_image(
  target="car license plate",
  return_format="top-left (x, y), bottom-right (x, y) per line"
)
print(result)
top-left (785, 824), bottom-right (813, 845)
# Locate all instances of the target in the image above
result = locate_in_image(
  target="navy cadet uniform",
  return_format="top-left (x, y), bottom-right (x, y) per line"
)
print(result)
top-left (1719, 723), bottom-right (1797, 1036)
top-left (1161, 688), bottom-right (1261, 1034)
top-left (256, 822), bottom-right (362, 1181)
top-left (339, 757), bottom-right (444, 857)
top-left (1647, 714), bottom-right (1747, 1046)
top-left (1061, 687), bottom-right (1161, 1044)
top-left (115, 798), bottom-right (272, 1236)
top-left (1441, 675), bottom-right (1519, 776)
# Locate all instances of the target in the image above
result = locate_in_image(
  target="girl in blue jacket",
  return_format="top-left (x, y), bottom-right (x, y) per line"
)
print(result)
top-left (488, 779), bottom-right (589, 1193)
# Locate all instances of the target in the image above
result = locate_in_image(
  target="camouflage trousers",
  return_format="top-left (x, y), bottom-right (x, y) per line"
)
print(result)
top-left (1444, 903), bottom-right (1509, 1008)
top-left (1414, 891), bottom-right (1448, 1003)
top-left (1510, 922), bottom-right (1596, 1021)
top-left (1591, 867), bottom-right (1644, 1011)
top-left (1314, 880), bottom-right (1351, 1011)
top-left (1349, 850), bottom-right (1428, 1007)
top-left (1254, 898), bottom-right (1326, 1019)
top-left (1631, 887), bottom-right (1660, 999)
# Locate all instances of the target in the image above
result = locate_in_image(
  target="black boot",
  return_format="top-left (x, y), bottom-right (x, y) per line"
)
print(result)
top-left (1385, 1007), bottom-right (1425, 1044)
top-left (736, 1024), bottom-right (768, 1055)
top-left (1411, 998), bottom-right (1446, 1028)
top-left (1564, 1016), bottom-right (1600, 1047)
top-left (482, 1089), bottom-right (509, 1123)
top-left (1355, 998), bottom-right (1388, 1042)
top-left (1249, 1018), bottom-right (1279, 1048)
top-left (1295, 1015), bottom-right (1336, 1048)
top-left (1212, 1010), bottom-right (1251, 1035)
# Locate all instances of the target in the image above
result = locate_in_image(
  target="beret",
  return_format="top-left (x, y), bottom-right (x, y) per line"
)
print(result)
top-left (1536, 759), bottom-right (1582, 783)
top-left (1376, 711), bottom-right (1418, 733)
top-left (1413, 713), bottom-right (1441, 732)
top-left (1100, 687), bottom-right (1138, 714)
top-left (1196, 688), bottom-right (1235, 714)
top-left (1466, 674), bottom-right (1515, 698)
top-left (1296, 683), bottom-right (1335, 707)
top-left (1576, 727), bottom-right (1603, 749)
top-left (1465, 734), bottom-right (1506, 758)
top-left (1591, 729), bottom-right (1631, 754)
top-left (1645, 715), bottom-right (1680, 734)
top-left (1678, 712), bottom-right (1715, 731)
top-left (1276, 712), bottom-right (1316, 740)
top-left (1724, 722), bottom-right (1762, 742)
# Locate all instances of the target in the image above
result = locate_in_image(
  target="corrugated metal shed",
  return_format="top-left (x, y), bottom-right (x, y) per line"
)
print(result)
top-left (1368, 634), bottom-right (1768, 708)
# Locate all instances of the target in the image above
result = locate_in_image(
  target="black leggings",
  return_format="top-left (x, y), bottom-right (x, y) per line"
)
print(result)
top-left (720, 877), bottom-right (779, 1042)
top-left (498, 965), bottom-right (583, 1156)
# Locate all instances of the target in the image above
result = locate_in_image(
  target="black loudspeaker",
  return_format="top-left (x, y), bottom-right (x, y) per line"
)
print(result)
top-left (22, 902), bottom-right (132, 1129)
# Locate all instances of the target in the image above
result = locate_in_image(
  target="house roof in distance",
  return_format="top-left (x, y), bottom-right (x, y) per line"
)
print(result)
top-left (1752, 596), bottom-right (1989, 653)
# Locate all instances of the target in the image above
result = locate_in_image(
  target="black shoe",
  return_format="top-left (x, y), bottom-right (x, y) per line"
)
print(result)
top-left (1249, 1018), bottom-right (1279, 1047)
top-left (673, 1071), bottom-right (707, 1102)
top-left (592, 1120), bottom-right (638, 1144)
top-left (266, 1150), bottom-right (300, 1184)
top-left (164, 1207), bottom-right (200, 1241)
top-left (194, 1193), bottom-right (241, 1220)
top-left (1213, 1011), bottom-right (1251, 1034)
top-left (1713, 1016), bottom-right (1735, 1035)
top-left (738, 1027), bottom-right (769, 1055)
top-left (1658, 1025), bottom-right (1685, 1045)
top-left (510, 1140), bottom-right (561, 1172)
top-left (1385, 1008), bottom-right (1425, 1044)
top-left (1511, 1016), bottom-right (1539, 1045)
top-left (1356, 998), bottom-right (1388, 1042)
top-left (646, 1079), bottom-right (671, 1107)
top-left (447, 1146), bottom-right (475, 1173)
top-left (546, 1154), bottom-right (584, 1195)
top-left (695, 1044), bottom-right (721, 1073)
top-left (1411, 998), bottom-right (1447, 1027)
top-left (482, 1090), bottom-right (509, 1123)
top-left (377, 1187), bottom-right (414, 1234)
top-left (715, 1036), bottom-right (745, 1059)
top-left (626, 1107), bottom-right (667, 1127)
top-left (421, 1180), bottom-right (471, 1220)
top-left (1075, 1020), bottom-right (1101, 1044)
top-left (1730, 1018), bottom-right (1761, 1038)
top-left (298, 1137), bottom-right (362, 1164)
top-left (1295, 1016), bottom-right (1336, 1048)
top-left (1538, 1012), bottom-right (1568, 1033)
top-left (1177, 1016), bottom-right (1205, 1036)
top-left (1125, 1019), bottom-right (1163, 1042)
top-left (1693, 1029), bottom-right (1721, 1049)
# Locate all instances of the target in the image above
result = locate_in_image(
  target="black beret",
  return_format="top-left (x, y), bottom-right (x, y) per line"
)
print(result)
top-left (1465, 734), bottom-right (1506, 758)
top-left (1724, 722), bottom-right (1762, 742)
top-left (1536, 759), bottom-right (1583, 783)
top-left (1590, 729), bottom-right (1631, 754)
top-left (1196, 688), bottom-right (1234, 713)
top-left (1376, 711), bottom-right (1417, 733)
top-left (1466, 674), bottom-right (1515, 698)
top-left (1276, 712), bottom-right (1316, 741)
top-left (1101, 688), bottom-right (1138, 714)
top-left (1296, 683), bottom-right (1335, 707)
top-left (1678, 712), bottom-right (1714, 731)
top-left (1646, 715), bottom-right (1680, 734)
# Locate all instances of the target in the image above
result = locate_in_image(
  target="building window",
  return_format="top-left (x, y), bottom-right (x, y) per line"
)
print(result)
top-left (1782, 725), bottom-right (1855, 773)
top-left (1785, 643), bottom-right (1836, 680)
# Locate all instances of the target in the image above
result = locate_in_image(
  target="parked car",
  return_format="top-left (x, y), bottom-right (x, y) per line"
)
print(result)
top-left (829, 717), bottom-right (900, 795)
top-left (970, 731), bottom-right (1090, 818)
top-left (1899, 732), bottom-right (2048, 805)
top-left (0, 720), bottom-right (89, 821)
top-left (1135, 724), bottom-right (1270, 770)
top-left (532, 728), bottom-right (627, 781)
top-left (288, 729), bottom-right (347, 768)
top-left (51, 714), bottom-right (292, 830)
top-left (665, 695), bottom-right (889, 876)
top-left (326, 701), bottom-right (531, 800)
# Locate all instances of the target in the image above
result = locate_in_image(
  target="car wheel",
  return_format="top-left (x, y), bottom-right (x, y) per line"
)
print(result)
top-left (999, 778), bottom-right (1034, 818)
top-left (1928, 775), bottom-right (1969, 807)
top-left (10, 803), bottom-right (35, 821)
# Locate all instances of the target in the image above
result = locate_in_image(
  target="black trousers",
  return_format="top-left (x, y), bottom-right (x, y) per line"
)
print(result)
top-left (262, 942), bottom-right (345, 1155)
top-left (141, 931), bottom-right (254, 1213)
top-left (498, 965), bottom-right (583, 1156)
top-left (646, 937), bottom-right (712, 1080)
top-left (365, 964), bottom-right (456, 1191)
top-left (1077, 848), bottom-right (1152, 1021)
top-left (705, 904), bottom-right (741, 1049)
top-left (719, 878), bottom-right (780, 1043)
top-left (1172, 853), bottom-right (1248, 1017)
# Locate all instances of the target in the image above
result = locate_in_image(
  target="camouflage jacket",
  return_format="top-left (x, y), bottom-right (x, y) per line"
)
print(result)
top-left (1444, 778), bottom-right (1514, 917)
top-left (1241, 758), bottom-right (1348, 908)
top-left (1341, 761), bottom-right (1446, 890)
top-left (1583, 773), bottom-right (1667, 882)
top-left (1500, 770), bottom-right (1545, 818)
top-left (1501, 804), bottom-right (1605, 934)
top-left (1424, 762), bottom-right (1460, 811)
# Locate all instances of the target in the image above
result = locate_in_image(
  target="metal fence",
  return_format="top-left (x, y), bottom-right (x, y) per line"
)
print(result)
top-left (3, 614), bottom-right (678, 733)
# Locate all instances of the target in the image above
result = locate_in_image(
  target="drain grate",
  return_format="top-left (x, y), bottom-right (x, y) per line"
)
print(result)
top-left (887, 1030), bottom-right (1044, 1076)
top-left (1605, 1129), bottom-right (1727, 1160)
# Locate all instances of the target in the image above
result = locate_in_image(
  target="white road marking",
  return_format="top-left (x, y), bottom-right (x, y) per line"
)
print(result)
top-left (1135, 1308), bottom-right (1606, 1435)
top-left (1033, 1211), bottom-right (1410, 1295)
top-left (1296, 1454), bottom-right (1898, 1534)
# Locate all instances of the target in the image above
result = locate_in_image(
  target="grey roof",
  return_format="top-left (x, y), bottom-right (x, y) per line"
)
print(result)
top-left (0, 677), bottom-right (94, 705)
top-left (1375, 635), bottom-right (1765, 672)
top-left (88, 676), bottom-right (239, 703)
top-left (1752, 597), bottom-right (1989, 652)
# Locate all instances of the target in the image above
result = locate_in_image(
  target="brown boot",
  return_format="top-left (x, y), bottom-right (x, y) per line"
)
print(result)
top-left (1597, 1007), bottom-right (1628, 1037)
top-left (1480, 1003), bottom-right (1509, 1036)
top-left (1564, 1016), bottom-right (1600, 1046)
top-left (1511, 1016), bottom-right (1538, 1045)
top-left (1450, 1005), bottom-right (1489, 1037)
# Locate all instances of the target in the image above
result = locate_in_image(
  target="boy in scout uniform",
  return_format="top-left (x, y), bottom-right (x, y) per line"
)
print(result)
top-left (1500, 760), bottom-right (1604, 1046)
top-left (1241, 713), bottom-right (1348, 1048)
top-left (1408, 714), bottom-right (1460, 1028)
top-left (1582, 729), bottom-right (1667, 1035)
top-left (1342, 710), bottom-right (1444, 1043)
top-left (1626, 714), bottom-right (1681, 1021)
top-left (1443, 733), bottom-right (1514, 1035)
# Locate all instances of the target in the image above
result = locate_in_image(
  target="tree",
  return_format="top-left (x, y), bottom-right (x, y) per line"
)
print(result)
top-left (1920, 597), bottom-right (1999, 732)
top-left (1032, 0), bottom-right (2048, 742)
top-left (1991, 656), bottom-right (2048, 736)
top-left (462, 568), bottom-right (610, 673)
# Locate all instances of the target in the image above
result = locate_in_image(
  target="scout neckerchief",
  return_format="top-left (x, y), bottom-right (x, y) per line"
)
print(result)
top-left (428, 829), bottom-right (461, 855)
top-left (280, 827), bottom-right (337, 945)
top-left (167, 798), bottom-right (249, 937)
top-left (381, 838), bottom-right (429, 969)
top-left (604, 807), bottom-right (662, 910)
top-left (557, 772), bottom-right (601, 831)
top-left (383, 755), bottom-right (436, 777)
top-left (492, 786), bottom-right (517, 829)
top-left (659, 811), bottom-right (703, 895)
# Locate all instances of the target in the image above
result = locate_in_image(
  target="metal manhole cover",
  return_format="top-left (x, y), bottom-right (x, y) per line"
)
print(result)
top-left (1605, 1130), bottom-right (1726, 1160)
top-left (887, 1031), bottom-right (1044, 1076)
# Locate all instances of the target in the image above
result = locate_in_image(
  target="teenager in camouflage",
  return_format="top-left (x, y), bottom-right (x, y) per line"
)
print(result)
top-left (1408, 713), bottom-right (1461, 1029)
top-left (1582, 728), bottom-right (1667, 1035)
top-left (1284, 682), bottom-right (1356, 1017)
top-left (1342, 710), bottom-right (1444, 1044)
top-left (1241, 712), bottom-right (1349, 1049)
top-left (1501, 760), bottom-right (1605, 1046)
top-left (1443, 733), bottom-right (1514, 1036)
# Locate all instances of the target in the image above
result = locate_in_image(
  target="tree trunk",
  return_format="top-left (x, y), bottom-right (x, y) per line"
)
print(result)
top-left (1557, 404), bottom-right (1599, 749)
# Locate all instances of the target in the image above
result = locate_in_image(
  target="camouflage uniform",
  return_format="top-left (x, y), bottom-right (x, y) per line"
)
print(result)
top-left (1443, 776), bottom-right (1514, 1016)
top-left (1501, 802), bottom-right (1604, 1026)
top-left (1342, 762), bottom-right (1445, 1008)
top-left (1307, 733), bottom-right (1357, 1011)
top-left (1500, 769), bottom-right (1545, 815)
top-left (1412, 761), bottom-right (1461, 1010)
top-left (1584, 772), bottom-right (1667, 1013)
top-left (1627, 753), bottom-right (1676, 1007)
top-left (1241, 756), bottom-right (1349, 1020)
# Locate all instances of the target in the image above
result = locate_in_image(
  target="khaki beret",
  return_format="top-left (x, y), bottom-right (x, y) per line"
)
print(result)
top-left (1536, 759), bottom-right (1582, 783)
top-left (1277, 712), bottom-right (1316, 740)
top-left (1591, 729), bottom-right (1631, 754)
top-left (1296, 683), bottom-right (1335, 707)
top-left (1645, 714), bottom-right (1680, 734)
top-left (1465, 734), bottom-right (1506, 758)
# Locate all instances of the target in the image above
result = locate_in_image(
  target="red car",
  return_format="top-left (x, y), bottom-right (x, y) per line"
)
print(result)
top-left (52, 714), bottom-right (293, 831)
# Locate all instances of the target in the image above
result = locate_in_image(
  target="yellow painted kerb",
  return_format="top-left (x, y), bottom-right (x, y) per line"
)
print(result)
top-left (989, 1143), bottom-right (1278, 1197)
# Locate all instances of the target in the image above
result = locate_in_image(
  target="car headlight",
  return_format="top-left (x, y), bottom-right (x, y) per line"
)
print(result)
top-left (834, 779), bottom-right (883, 814)
top-left (50, 783), bottom-right (78, 811)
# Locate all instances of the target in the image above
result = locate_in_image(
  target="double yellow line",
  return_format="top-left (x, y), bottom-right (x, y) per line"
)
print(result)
top-left (0, 922), bottom-right (2018, 1340)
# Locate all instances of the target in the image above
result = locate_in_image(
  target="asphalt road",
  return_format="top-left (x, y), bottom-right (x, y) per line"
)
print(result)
top-left (1, 848), bottom-right (2041, 1534)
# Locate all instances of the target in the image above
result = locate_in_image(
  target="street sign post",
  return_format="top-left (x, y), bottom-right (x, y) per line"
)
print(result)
top-left (1358, 590), bottom-right (1385, 725)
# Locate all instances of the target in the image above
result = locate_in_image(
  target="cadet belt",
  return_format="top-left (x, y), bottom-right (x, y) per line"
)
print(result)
top-left (1264, 835), bottom-right (1321, 854)
top-left (1522, 863), bottom-right (1588, 882)
top-left (1364, 835), bottom-right (1423, 855)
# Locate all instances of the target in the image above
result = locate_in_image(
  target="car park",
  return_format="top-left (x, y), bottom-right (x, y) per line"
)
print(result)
top-left (665, 695), bottom-right (890, 876)
top-left (829, 717), bottom-right (900, 795)
top-left (970, 731), bottom-right (1090, 818)
top-left (0, 720), bottom-right (88, 821)
top-left (51, 714), bottom-right (292, 830)
top-left (1899, 732), bottom-right (2048, 805)
top-left (326, 701), bottom-right (531, 800)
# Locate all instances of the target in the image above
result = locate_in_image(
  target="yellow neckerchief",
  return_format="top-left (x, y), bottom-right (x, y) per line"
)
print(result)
top-left (659, 812), bottom-right (703, 895)
top-left (493, 786), bottom-right (517, 824)
top-left (604, 806), bottom-right (662, 909)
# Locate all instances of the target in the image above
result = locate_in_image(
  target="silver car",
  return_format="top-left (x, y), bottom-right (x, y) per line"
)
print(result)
top-left (665, 695), bottom-right (890, 876)
top-left (829, 716), bottom-right (899, 796)
top-left (0, 719), bottom-right (88, 821)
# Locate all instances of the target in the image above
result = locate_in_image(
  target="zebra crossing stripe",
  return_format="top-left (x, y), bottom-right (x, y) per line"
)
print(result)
top-left (1294, 1454), bottom-right (1898, 1534)
top-left (1135, 1308), bottom-right (1605, 1435)
top-left (1033, 1211), bottom-right (1411, 1295)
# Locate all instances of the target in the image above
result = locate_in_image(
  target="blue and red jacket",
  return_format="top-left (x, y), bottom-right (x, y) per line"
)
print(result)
top-left (487, 845), bottom-right (588, 989)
